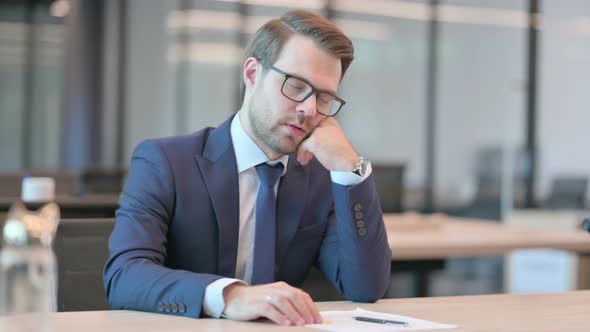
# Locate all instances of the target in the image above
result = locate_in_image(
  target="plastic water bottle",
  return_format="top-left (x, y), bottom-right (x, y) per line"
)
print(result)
top-left (0, 202), bottom-right (60, 332)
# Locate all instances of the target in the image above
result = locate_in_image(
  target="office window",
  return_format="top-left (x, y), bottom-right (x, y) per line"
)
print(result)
top-left (538, 0), bottom-right (590, 201)
top-left (0, 1), bottom-right (65, 170)
top-left (331, 0), bottom-right (429, 209)
top-left (435, 0), bottom-right (527, 215)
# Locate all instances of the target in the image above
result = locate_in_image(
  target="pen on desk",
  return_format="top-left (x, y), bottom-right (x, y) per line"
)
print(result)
top-left (353, 316), bottom-right (409, 327)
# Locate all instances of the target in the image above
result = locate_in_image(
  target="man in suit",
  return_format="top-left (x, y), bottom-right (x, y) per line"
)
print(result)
top-left (104, 10), bottom-right (391, 326)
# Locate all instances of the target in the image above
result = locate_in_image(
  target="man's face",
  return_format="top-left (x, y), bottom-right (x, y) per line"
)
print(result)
top-left (244, 34), bottom-right (342, 159)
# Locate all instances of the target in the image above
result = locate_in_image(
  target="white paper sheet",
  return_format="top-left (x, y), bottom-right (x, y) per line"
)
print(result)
top-left (305, 307), bottom-right (457, 331)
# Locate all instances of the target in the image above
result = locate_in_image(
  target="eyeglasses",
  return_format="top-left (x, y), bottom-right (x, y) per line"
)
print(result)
top-left (260, 61), bottom-right (346, 117)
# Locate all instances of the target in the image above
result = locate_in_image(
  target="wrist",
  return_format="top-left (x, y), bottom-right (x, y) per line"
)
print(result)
top-left (223, 283), bottom-right (246, 302)
top-left (336, 152), bottom-right (358, 172)
top-left (221, 283), bottom-right (247, 318)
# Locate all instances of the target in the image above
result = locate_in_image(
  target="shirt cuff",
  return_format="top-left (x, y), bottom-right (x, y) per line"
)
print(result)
top-left (203, 278), bottom-right (246, 318)
top-left (330, 163), bottom-right (373, 186)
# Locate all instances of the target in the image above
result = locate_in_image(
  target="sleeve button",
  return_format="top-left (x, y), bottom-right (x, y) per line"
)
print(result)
top-left (353, 203), bottom-right (362, 212)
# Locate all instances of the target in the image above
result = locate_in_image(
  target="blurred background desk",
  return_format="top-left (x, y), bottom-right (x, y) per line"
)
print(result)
top-left (386, 213), bottom-right (590, 259)
top-left (505, 209), bottom-right (590, 294)
top-left (385, 213), bottom-right (590, 297)
top-left (1, 291), bottom-right (588, 332)
top-left (0, 194), bottom-right (120, 218)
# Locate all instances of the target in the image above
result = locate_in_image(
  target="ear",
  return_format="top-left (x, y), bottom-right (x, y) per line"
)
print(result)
top-left (243, 57), bottom-right (261, 91)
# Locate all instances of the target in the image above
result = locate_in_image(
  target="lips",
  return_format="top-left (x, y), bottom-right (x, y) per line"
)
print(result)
top-left (286, 124), bottom-right (307, 137)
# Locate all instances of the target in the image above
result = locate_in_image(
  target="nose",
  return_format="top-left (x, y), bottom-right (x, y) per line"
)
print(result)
top-left (296, 93), bottom-right (318, 117)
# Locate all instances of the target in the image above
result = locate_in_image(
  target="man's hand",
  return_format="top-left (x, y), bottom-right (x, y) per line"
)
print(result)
top-left (222, 281), bottom-right (323, 326)
top-left (297, 117), bottom-right (358, 171)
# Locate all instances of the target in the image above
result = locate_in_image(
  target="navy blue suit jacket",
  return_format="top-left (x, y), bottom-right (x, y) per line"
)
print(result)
top-left (103, 115), bottom-right (392, 318)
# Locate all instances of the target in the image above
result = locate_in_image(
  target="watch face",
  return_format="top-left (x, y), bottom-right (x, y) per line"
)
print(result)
top-left (354, 158), bottom-right (369, 177)
top-left (360, 160), bottom-right (368, 176)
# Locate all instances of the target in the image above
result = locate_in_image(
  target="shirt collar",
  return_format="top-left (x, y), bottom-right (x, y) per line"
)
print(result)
top-left (230, 112), bottom-right (289, 175)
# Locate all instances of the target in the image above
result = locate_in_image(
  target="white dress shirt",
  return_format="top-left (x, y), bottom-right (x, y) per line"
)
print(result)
top-left (202, 112), bottom-right (372, 317)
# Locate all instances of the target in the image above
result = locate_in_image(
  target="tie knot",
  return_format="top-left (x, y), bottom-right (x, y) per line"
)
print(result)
top-left (255, 162), bottom-right (284, 187)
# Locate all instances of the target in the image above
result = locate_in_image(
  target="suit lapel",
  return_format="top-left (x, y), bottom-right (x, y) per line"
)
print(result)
top-left (276, 157), bottom-right (310, 269)
top-left (194, 116), bottom-right (240, 278)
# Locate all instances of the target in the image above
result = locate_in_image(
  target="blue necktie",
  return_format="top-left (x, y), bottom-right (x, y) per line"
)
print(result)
top-left (251, 162), bottom-right (284, 285)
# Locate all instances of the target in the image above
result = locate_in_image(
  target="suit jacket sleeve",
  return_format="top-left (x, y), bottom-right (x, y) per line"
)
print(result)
top-left (316, 175), bottom-right (392, 302)
top-left (103, 139), bottom-right (221, 318)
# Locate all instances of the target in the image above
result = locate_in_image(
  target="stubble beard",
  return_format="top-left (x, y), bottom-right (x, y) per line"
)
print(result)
top-left (248, 106), bottom-right (310, 157)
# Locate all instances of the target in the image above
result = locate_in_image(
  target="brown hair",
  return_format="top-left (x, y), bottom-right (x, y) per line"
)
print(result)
top-left (241, 10), bottom-right (354, 98)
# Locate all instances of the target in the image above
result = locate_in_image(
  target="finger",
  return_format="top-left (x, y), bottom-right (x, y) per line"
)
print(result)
top-left (301, 152), bottom-right (310, 166)
top-left (297, 153), bottom-right (307, 166)
top-left (310, 302), bottom-right (323, 323)
top-left (297, 142), bottom-right (315, 166)
top-left (301, 292), bottom-right (323, 324)
top-left (268, 295), bottom-right (306, 326)
top-left (259, 301), bottom-right (292, 326)
top-left (299, 154), bottom-right (309, 166)
top-left (303, 152), bottom-right (312, 165)
top-left (317, 117), bottom-right (332, 127)
top-left (297, 141), bottom-right (310, 164)
top-left (288, 291), bottom-right (316, 324)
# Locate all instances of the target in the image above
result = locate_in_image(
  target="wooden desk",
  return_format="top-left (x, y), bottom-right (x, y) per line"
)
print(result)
top-left (0, 194), bottom-right (120, 218)
top-left (2, 291), bottom-right (588, 331)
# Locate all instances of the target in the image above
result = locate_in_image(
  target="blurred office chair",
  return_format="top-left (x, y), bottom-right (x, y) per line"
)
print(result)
top-left (458, 146), bottom-right (530, 220)
top-left (0, 171), bottom-right (79, 197)
top-left (456, 147), bottom-right (503, 220)
top-left (79, 168), bottom-right (126, 194)
top-left (53, 218), bottom-right (115, 311)
top-left (546, 176), bottom-right (588, 210)
top-left (372, 164), bottom-right (405, 213)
